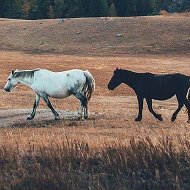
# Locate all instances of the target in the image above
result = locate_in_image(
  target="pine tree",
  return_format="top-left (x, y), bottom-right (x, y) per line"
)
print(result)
top-left (155, 0), bottom-right (162, 13)
top-left (107, 0), bottom-right (114, 7)
top-left (89, 0), bottom-right (109, 17)
top-left (36, 0), bottom-right (50, 19)
top-left (78, 0), bottom-right (91, 17)
top-left (53, 0), bottom-right (65, 18)
top-left (63, 0), bottom-right (81, 18)
top-left (108, 3), bottom-right (117, 16)
top-left (114, 0), bottom-right (128, 16)
top-left (127, 0), bottom-right (137, 16)
top-left (0, 0), bottom-right (6, 17)
top-left (1, 0), bottom-right (23, 18)
top-left (184, 0), bottom-right (190, 11)
top-left (169, 0), bottom-right (190, 12)
top-left (136, 0), bottom-right (155, 16)
top-left (144, 0), bottom-right (156, 15)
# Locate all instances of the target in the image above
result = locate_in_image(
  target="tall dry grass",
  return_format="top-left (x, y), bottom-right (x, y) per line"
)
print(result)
top-left (1, 134), bottom-right (190, 190)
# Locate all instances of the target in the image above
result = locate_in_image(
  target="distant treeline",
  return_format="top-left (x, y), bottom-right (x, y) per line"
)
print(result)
top-left (0, 0), bottom-right (189, 19)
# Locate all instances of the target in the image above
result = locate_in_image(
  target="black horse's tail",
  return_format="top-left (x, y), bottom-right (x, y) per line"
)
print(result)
top-left (188, 77), bottom-right (190, 101)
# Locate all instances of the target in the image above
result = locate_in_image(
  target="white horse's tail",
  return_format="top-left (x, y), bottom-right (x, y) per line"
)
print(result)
top-left (84, 70), bottom-right (95, 101)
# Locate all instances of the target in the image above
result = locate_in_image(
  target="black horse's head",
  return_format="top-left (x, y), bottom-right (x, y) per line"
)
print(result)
top-left (108, 68), bottom-right (122, 90)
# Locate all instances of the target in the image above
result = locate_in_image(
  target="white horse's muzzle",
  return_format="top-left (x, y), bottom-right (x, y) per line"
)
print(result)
top-left (4, 87), bottom-right (11, 92)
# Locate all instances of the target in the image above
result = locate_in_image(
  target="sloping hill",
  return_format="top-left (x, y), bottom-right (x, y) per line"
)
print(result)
top-left (0, 15), bottom-right (190, 56)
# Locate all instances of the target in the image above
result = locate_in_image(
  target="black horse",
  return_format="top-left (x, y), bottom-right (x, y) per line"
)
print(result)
top-left (108, 68), bottom-right (190, 122)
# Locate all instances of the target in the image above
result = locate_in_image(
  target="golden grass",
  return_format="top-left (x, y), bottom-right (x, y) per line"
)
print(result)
top-left (1, 129), bottom-right (190, 190)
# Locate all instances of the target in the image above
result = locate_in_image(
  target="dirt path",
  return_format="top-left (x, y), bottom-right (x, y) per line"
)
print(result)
top-left (0, 109), bottom-right (83, 128)
top-left (0, 95), bottom-right (188, 129)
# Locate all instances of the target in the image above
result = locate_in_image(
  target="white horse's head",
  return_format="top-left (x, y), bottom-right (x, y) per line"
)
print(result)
top-left (4, 70), bottom-right (19, 92)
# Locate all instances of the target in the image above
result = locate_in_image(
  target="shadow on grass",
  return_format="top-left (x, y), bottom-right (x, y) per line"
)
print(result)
top-left (1, 135), bottom-right (190, 190)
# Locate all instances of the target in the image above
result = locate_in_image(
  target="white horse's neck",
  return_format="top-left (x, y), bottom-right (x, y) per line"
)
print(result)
top-left (18, 76), bottom-right (33, 86)
top-left (14, 70), bottom-right (36, 87)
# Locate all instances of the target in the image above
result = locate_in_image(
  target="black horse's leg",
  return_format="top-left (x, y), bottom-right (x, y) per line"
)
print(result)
top-left (43, 95), bottom-right (60, 120)
top-left (146, 98), bottom-right (163, 121)
top-left (171, 95), bottom-right (184, 122)
top-left (27, 94), bottom-right (40, 120)
top-left (184, 98), bottom-right (190, 123)
top-left (73, 93), bottom-right (88, 120)
top-left (135, 95), bottom-right (144, 122)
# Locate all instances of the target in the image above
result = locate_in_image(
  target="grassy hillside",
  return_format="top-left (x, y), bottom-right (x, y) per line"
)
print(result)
top-left (1, 15), bottom-right (190, 190)
top-left (0, 15), bottom-right (190, 56)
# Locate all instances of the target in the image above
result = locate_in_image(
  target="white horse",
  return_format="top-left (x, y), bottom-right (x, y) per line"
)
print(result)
top-left (4, 69), bottom-right (95, 120)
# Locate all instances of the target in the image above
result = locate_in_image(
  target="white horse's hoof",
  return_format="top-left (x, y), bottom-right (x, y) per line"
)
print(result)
top-left (84, 115), bottom-right (88, 119)
top-left (27, 115), bottom-right (34, 120)
top-left (55, 115), bottom-right (60, 120)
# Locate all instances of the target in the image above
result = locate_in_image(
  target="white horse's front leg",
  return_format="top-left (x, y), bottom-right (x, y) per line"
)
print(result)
top-left (27, 94), bottom-right (40, 120)
top-left (77, 105), bottom-right (82, 115)
top-left (84, 104), bottom-right (89, 119)
top-left (43, 95), bottom-right (60, 120)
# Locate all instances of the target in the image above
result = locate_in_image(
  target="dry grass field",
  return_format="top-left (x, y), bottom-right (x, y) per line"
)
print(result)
top-left (0, 15), bottom-right (190, 189)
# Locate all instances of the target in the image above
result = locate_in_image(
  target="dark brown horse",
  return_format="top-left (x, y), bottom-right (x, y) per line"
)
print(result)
top-left (108, 68), bottom-right (190, 122)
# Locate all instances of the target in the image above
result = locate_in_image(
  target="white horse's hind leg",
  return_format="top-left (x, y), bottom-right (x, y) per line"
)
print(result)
top-left (73, 92), bottom-right (88, 120)
top-left (27, 94), bottom-right (40, 120)
top-left (84, 104), bottom-right (89, 119)
top-left (82, 102), bottom-right (88, 119)
top-left (43, 95), bottom-right (60, 120)
top-left (78, 104), bottom-right (89, 119)
top-left (77, 105), bottom-right (83, 115)
top-left (77, 105), bottom-right (85, 120)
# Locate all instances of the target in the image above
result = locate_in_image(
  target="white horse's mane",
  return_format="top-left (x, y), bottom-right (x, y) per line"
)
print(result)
top-left (13, 68), bottom-right (40, 78)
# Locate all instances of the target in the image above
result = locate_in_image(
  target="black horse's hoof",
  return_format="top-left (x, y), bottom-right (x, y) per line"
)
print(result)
top-left (135, 117), bottom-right (142, 122)
top-left (157, 114), bottom-right (163, 121)
top-left (187, 120), bottom-right (190, 123)
top-left (171, 117), bottom-right (176, 122)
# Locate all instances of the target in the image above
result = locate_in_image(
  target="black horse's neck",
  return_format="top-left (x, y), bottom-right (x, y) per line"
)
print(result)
top-left (119, 70), bottom-right (140, 89)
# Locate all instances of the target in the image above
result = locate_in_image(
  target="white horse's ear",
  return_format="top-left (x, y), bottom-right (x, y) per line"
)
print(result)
top-left (11, 70), bottom-right (14, 74)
